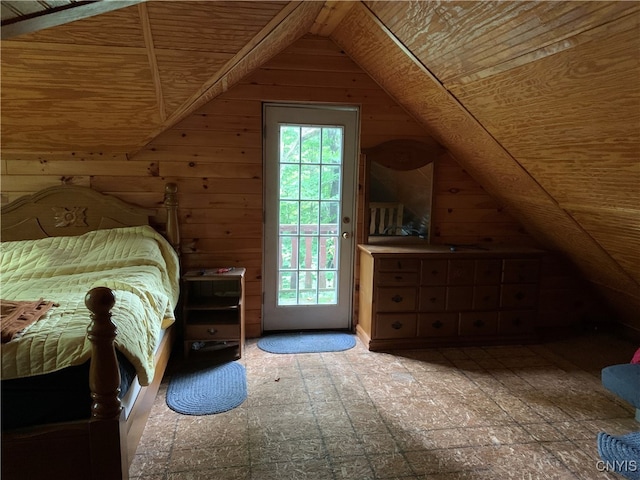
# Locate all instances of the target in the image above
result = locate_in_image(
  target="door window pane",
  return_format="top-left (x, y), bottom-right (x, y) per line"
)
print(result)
top-left (277, 124), bottom-right (343, 306)
top-left (280, 164), bottom-right (299, 199)
top-left (322, 128), bottom-right (342, 164)
top-left (301, 127), bottom-right (321, 164)
top-left (321, 165), bottom-right (341, 200)
top-left (301, 165), bottom-right (320, 200)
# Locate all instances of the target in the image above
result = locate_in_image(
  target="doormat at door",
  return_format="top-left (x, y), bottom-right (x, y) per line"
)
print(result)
top-left (166, 361), bottom-right (247, 415)
top-left (257, 331), bottom-right (356, 354)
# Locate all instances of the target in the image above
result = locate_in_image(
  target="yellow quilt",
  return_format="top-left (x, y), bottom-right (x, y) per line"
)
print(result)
top-left (0, 225), bottom-right (180, 385)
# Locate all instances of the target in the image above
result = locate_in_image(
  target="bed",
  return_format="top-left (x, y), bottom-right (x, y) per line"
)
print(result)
top-left (0, 183), bottom-right (181, 480)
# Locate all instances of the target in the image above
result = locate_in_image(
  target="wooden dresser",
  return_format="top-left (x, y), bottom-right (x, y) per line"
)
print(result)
top-left (357, 244), bottom-right (544, 350)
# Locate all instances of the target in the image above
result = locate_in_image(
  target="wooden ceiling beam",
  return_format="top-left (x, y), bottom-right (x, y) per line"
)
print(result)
top-left (309, 1), bottom-right (357, 37)
top-left (1, 0), bottom-right (144, 40)
top-left (137, 2), bottom-right (165, 121)
top-left (133, 1), bottom-right (325, 153)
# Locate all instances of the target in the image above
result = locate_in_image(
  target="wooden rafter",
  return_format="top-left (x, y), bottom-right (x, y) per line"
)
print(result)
top-left (309, 0), bottom-right (357, 37)
top-left (138, 2), bottom-right (165, 121)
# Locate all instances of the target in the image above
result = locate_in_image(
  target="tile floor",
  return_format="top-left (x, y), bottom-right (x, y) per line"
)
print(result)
top-left (130, 331), bottom-right (638, 479)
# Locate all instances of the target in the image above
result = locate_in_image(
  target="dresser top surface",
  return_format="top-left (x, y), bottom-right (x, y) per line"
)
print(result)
top-left (357, 244), bottom-right (544, 257)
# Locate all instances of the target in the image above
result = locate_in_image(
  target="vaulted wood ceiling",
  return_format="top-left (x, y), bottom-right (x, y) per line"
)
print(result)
top-left (1, 1), bottom-right (638, 329)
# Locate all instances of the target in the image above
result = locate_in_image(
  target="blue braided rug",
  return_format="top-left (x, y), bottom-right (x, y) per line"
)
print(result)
top-left (257, 331), bottom-right (356, 354)
top-left (166, 361), bottom-right (247, 415)
top-left (597, 431), bottom-right (640, 480)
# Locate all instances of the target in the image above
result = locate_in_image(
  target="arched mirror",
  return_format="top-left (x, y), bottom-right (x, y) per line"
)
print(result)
top-left (363, 139), bottom-right (443, 244)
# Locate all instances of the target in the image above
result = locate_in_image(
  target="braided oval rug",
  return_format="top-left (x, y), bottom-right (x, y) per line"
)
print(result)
top-left (166, 361), bottom-right (247, 415)
top-left (597, 431), bottom-right (640, 480)
top-left (257, 331), bottom-right (356, 354)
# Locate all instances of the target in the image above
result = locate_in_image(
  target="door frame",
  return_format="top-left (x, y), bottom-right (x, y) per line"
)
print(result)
top-left (261, 102), bottom-right (360, 332)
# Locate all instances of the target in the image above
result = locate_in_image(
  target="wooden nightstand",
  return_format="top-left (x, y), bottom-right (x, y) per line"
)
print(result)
top-left (181, 267), bottom-right (245, 359)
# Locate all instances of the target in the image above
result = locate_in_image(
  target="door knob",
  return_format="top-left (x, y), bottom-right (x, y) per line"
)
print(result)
top-left (342, 232), bottom-right (351, 239)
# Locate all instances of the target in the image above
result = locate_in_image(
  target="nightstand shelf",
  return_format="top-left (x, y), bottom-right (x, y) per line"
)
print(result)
top-left (181, 267), bottom-right (245, 359)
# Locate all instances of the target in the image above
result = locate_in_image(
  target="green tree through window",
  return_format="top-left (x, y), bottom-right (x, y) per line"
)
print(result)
top-left (278, 124), bottom-right (343, 305)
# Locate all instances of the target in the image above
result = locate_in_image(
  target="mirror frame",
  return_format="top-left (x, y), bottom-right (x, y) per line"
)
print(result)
top-left (362, 139), bottom-right (444, 244)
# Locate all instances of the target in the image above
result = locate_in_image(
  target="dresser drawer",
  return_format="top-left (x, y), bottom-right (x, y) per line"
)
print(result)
top-left (500, 284), bottom-right (538, 308)
top-left (448, 259), bottom-right (475, 285)
top-left (418, 313), bottom-right (458, 337)
top-left (376, 287), bottom-right (417, 311)
top-left (418, 286), bottom-right (446, 311)
top-left (473, 285), bottom-right (500, 310)
top-left (377, 258), bottom-right (420, 272)
top-left (475, 259), bottom-right (502, 284)
top-left (446, 286), bottom-right (474, 310)
top-left (502, 259), bottom-right (540, 283)
top-left (459, 312), bottom-right (498, 336)
top-left (377, 271), bottom-right (419, 286)
top-left (498, 310), bottom-right (536, 335)
top-left (421, 260), bottom-right (448, 285)
top-left (185, 323), bottom-right (239, 340)
top-left (375, 314), bottom-right (417, 338)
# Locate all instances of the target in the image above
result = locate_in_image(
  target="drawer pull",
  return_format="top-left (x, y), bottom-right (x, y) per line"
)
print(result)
top-left (512, 317), bottom-right (522, 326)
top-left (473, 319), bottom-right (485, 328)
top-left (391, 321), bottom-right (403, 330)
top-left (430, 297), bottom-right (437, 303)
top-left (394, 275), bottom-right (403, 281)
top-left (515, 292), bottom-right (525, 300)
top-left (432, 320), bottom-right (443, 329)
top-left (431, 270), bottom-right (439, 275)
top-left (207, 328), bottom-right (218, 335)
top-left (391, 294), bottom-right (403, 303)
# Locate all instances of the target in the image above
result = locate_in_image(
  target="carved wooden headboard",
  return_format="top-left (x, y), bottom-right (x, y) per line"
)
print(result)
top-left (1, 184), bottom-right (180, 252)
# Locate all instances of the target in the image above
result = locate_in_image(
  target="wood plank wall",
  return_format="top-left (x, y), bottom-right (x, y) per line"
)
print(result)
top-left (1, 35), bottom-right (602, 338)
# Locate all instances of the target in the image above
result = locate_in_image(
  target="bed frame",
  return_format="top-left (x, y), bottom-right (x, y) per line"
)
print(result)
top-left (1, 183), bottom-right (180, 480)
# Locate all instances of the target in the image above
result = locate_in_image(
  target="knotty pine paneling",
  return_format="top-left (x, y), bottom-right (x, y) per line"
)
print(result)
top-left (5, 159), bottom-right (158, 177)
top-left (159, 162), bottom-right (261, 179)
top-left (134, 145), bottom-right (262, 164)
top-left (431, 155), bottom-right (536, 247)
top-left (151, 130), bottom-right (263, 148)
top-left (2, 174), bottom-right (90, 192)
top-left (175, 114), bottom-right (262, 132)
top-left (90, 176), bottom-right (259, 195)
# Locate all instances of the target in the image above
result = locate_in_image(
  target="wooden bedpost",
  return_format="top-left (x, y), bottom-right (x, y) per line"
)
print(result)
top-left (85, 287), bottom-right (127, 480)
top-left (85, 287), bottom-right (121, 420)
top-left (164, 182), bottom-right (180, 255)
